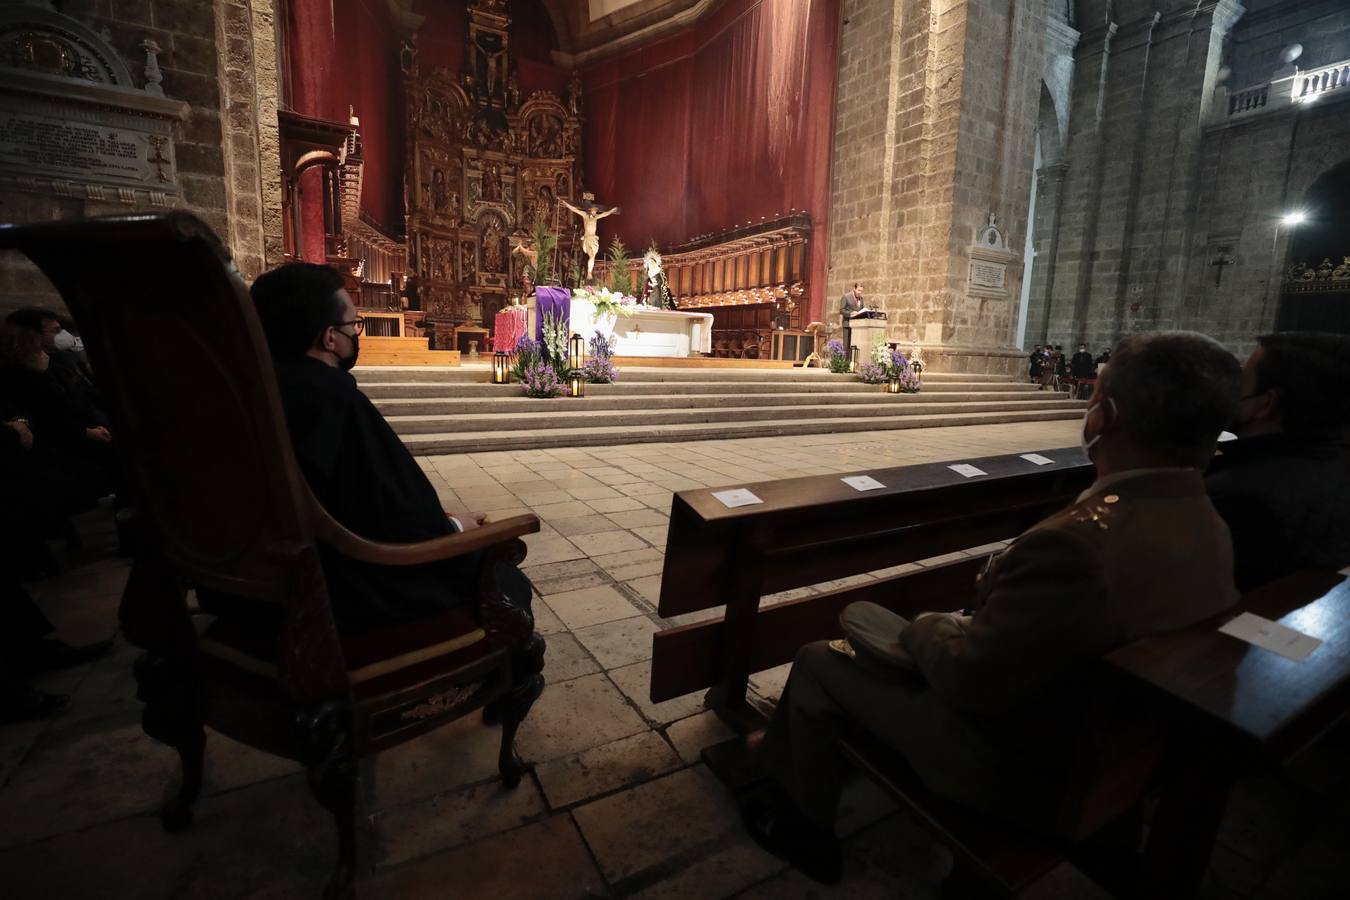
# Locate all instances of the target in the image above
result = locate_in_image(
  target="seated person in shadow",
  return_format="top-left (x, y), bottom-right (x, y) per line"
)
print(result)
top-left (250, 263), bottom-right (533, 633)
top-left (745, 332), bottom-right (1243, 884)
top-left (0, 325), bottom-right (117, 504)
top-left (1206, 332), bottom-right (1350, 591)
top-left (5, 308), bottom-right (108, 429)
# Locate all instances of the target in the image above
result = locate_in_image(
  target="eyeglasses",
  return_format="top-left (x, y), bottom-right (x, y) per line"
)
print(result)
top-left (333, 317), bottom-right (366, 335)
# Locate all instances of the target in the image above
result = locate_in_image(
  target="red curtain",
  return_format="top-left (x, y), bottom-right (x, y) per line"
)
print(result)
top-left (582, 0), bottom-right (840, 320)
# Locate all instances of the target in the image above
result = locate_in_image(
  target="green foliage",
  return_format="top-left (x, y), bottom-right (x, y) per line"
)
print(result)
top-left (565, 258), bottom-right (583, 289)
top-left (526, 209), bottom-right (557, 285)
top-left (606, 238), bottom-right (633, 296)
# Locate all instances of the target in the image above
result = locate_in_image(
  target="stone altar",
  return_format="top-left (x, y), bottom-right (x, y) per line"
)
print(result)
top-left (570, 296), bottom-right (713, 358)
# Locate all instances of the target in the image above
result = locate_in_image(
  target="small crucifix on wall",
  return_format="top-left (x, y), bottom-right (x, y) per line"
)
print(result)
top-left (1210, 249), bottom-right (1235, 286)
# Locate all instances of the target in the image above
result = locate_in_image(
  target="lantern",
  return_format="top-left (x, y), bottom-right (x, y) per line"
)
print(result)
top-left (492, 351), bottom-right (510, 384)
top-left (849, 345), bottom-right (859, 373)
top-left (569, 333), bottom-right (585, 370)
top-left (911, 359), bottom-right (925, 382)
top-left (570, 372), bottom-right (586, 398)
top-left (887, 374), bottom-right (902, 394)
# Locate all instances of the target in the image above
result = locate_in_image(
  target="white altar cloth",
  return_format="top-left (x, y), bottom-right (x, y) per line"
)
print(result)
top-left (569, 298), bottom-right (713, 357)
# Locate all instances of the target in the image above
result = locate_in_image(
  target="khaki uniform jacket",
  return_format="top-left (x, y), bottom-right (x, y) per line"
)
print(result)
top-left (895, 469), bottom-right (1239, 832)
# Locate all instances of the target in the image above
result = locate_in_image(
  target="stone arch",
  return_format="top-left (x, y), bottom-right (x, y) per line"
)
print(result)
top-left (1037, 82), bottom-right (1064, 167)
top-left (1277, 157), bottom-right (1350, 333)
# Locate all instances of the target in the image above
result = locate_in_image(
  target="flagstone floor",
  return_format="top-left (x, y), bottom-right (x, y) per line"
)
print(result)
top-left (3, 419), bottom-right (1348, 899)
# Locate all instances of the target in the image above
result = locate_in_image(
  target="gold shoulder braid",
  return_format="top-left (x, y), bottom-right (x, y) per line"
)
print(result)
top-left (1070, 493), bottom-right (1120, 530)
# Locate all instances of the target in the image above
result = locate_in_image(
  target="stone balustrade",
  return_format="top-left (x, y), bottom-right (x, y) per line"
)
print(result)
top-left (1216, 57), bottom-right (1350, 125)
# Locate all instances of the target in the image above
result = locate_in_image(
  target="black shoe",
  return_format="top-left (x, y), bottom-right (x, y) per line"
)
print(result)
top-left (17, 638), bottom-right (113, 675)
top-left (742, 792), bottom-right (843, 884)
top-left (1, 684), bottom-right (70, 722)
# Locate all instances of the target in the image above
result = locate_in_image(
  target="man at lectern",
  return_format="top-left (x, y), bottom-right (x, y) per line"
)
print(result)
top-left (840, 283), bottom-right (864, 353)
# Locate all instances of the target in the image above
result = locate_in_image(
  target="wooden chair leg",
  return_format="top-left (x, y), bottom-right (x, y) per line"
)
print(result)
top-left (298, 702), bottom-right (359, 900)
top-left (498, 633), bottom-right (546, 788)
top-left (133, 652), bottom-right (206, 832)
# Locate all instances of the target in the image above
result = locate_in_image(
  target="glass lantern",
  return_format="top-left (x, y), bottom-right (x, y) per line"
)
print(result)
top-left (492, 350), bottom-right (510, 384)
top-left (570, 371), bottom-right (585, 398)
top-left (569, 333), bottom-right (585, 370)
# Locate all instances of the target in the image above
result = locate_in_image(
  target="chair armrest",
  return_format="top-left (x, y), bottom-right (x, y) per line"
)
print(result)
top-left (305, 489), bottom-right (541, 566)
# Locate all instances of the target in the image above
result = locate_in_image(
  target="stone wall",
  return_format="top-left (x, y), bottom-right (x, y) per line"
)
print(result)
top-left (825, 0), bottom-right (1044, 374)
top-left (1, 0), bottom-right (234, 315)
top-left (1025, 0), bottom-right (1350, 357)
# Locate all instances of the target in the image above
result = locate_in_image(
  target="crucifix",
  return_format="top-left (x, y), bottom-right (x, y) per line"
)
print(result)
top-left (1210, 251), bottom-right (1235, 286)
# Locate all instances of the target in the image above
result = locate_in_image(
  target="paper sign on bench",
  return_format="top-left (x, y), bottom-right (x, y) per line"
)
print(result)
top-left (711, 488), bottom-right (763, 509)
top-left (1219, 612), bottom-right (1322, 662)
top-left (841, 475), bottom-right (886, 492)
top-left (1020, 453), bottom-right (1055, 466)
top-left (948, 464), bottom-right (988, 478)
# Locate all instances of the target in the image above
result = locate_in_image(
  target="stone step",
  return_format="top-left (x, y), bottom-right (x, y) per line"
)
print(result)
top-left (385, 398), bottom-right (1084, 435)
top-left (373, 389), bottom-right (1061, 417)
top-left (360, 379), bottom-right (1044, 400)
top-left (401, 407), bottom-right (1085, 454)
top-left (353, 365), bottom-right (1015, 385)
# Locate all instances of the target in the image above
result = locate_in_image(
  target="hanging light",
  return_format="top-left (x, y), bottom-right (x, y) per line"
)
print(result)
top-left (493, 350), bottom-right (510, 384)
top-left (569, 332), bottom-right (585, 369)
top-left (849, 345), bottom-right (859, 373)
top-left (570, 371), bottom-right (585, 398)
top-left (887, 374), bottom-right (902, 394)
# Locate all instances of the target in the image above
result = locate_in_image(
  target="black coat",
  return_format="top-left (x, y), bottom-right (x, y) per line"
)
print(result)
top-left (1206, 432), bottom-right (1350, 591)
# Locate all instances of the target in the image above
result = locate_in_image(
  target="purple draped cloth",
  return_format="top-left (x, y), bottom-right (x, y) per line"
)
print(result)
top-left (534, 286), bottom-right (571, 343)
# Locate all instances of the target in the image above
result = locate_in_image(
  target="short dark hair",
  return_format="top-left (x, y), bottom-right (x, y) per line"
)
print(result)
top-left (250, 263), bottom-right (346, 361)
top-left (5, 307), bottom-right (60, 333)
top-left (1253, 332), bottom-right (1350, 433)
top-left (1099, 331), bottom-right (1241, 467)
top-left (0, 323), bottom-right (44, 367)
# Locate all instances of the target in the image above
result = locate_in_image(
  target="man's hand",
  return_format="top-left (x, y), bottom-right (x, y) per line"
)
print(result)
top-left (4, 419), bottom-right (34, 451)
top-left (448, 511), bottom-right (488, 532)
top-left (85, 426), bottom-right (112, 443)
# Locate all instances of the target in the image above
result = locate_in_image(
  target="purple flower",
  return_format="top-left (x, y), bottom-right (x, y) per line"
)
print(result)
top-left (825, 339), bottom-right (846, 357)
top-left (890, 349), bottom-right (909, 371)
top-left (521, 361), bottom-right (562, 398)
top-left (857, 361), bottom-right (886, 384)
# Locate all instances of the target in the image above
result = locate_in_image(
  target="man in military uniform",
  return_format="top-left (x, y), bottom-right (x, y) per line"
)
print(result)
top-left (745, 331), bottom-right (1243, 884)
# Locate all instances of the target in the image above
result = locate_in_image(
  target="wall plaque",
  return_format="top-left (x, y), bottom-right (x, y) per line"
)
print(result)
top-left (970, 260), bottom-right (1007, 290)
top-left (968, 212), bottom-right (1017, 299)
top-left (0, 1), bottom-right (187, 205)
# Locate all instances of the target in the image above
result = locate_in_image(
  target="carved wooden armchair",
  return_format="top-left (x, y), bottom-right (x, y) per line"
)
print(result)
top-left (0, 213), bottom-right (545, 899)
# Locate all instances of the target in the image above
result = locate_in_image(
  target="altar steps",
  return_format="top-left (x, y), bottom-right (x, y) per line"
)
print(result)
top-left (361, 380), bottom-right (1039, 400)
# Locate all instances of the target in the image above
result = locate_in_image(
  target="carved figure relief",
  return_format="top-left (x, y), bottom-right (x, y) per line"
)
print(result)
top-left (482, 217), bottom-right (505, 272)
top-left (482, 163), bottom-right (501, 202)
top-left (528, 114), bottom-right (563, 158)
top-left (460, 241), bottom-right (476, 280)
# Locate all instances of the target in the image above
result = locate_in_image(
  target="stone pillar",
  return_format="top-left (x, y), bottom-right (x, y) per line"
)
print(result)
top-left (825, 0), bottom-right (1047, 375)
top-left (1023, 161), bottom-right (1070, 347)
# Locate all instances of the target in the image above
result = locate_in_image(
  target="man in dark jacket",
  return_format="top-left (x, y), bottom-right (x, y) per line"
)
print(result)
top-left (250, 263), bottom-right (532, 632)
top-left (1206, 332), bottom-right (1350, 591)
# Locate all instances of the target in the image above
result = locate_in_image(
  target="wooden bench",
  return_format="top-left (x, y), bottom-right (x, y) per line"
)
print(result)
top-left (649, 457), bottom-right (1350, 897)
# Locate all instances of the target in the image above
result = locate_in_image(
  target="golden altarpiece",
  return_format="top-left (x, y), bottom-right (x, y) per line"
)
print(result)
top-left (401, 0), bottom-right (584, 352)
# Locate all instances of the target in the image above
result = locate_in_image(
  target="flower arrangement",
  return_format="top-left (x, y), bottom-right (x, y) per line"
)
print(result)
top-left (540, 309), bottom-right (573, 380)
top-left (898, 365), bottom-right (922, 394)
top-left (510, 335), bottom-right (543, 382)
top-left (823, 339), bottom-right (851, 374)
top-left (857, 360), bottom-right (886, 384)
top-left (572, 284), bottom-right (639, 318)
top-left (521, 361), bottom-right (563, 398)
top-left (581, 330), bottom-right (620, 383)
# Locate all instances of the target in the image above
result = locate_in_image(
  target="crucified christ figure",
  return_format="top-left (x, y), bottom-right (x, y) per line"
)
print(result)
top-left (559, 193), bottom-right (619, 281)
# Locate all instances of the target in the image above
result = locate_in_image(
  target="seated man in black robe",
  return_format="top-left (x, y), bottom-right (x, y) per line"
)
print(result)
top-left (1206, 332), bottom-right (1350, 591)
top-left (250, 263), bottom-right (532, 633)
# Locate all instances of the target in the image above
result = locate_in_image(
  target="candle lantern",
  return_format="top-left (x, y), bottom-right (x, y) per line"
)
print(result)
top-left (911, 359), bottom-right (925, 383)
top-left (887, 375), bottom-right (902, 394)
top-left (849, 345), bottom-right (859, 373)
top-left (492, 351), bottom-right (510, 384)
top-left (569, 333), bottom-right (586, 370)
top-left (570, 372), bottom-right (586, 398)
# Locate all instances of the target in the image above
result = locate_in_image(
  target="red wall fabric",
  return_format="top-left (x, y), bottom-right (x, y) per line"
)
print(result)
top-left (582, 0), bottom-right (840, 321)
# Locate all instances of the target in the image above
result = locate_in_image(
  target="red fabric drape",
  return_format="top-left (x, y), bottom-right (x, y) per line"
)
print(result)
top-left (582, 0), bottom-right (840, 321)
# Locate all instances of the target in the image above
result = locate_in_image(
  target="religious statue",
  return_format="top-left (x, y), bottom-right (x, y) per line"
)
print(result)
top-left (528, 114), bottom-right (563, 158)
top-left (566, 70), bottom-right (583, 117)
top-left (559, 192), bottom-right (619, 281)
top-left (482, 163), bottom-right (501, 202)
top-left (430, 168), bottom-right (449, 214)
top-left (640, 245), bottom-right (675, 310)
top-left (483, 219), bottom-right (504, 272)
top-left (511, 235), bottom-right (538, 286)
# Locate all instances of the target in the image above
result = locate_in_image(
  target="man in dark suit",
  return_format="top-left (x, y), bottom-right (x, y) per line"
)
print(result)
top-left (251, 263), bottom-right (533, 633)
top-left (1206, 332), bottom-right (1350, 591)
top-left (839, 283), bottom-right (864, 355)
top-left (746, 332), bottom-right (1242, 883)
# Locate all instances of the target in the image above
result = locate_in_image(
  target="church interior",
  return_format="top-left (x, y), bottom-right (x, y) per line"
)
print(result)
top-left (1, 0), bottom-right (1349, 897)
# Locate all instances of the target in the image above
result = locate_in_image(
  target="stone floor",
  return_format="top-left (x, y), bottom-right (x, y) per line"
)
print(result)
top-left (3, 419), bottom-right (1348, 899)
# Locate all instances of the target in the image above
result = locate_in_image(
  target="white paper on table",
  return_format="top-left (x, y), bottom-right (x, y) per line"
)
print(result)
top-left (1020, 453), bottom-right (1055, 466)
top-left (948, 464), bottom-right (988, 478)
top-left (1218, 612), bottom-right (1322, 662)
top-left (841, 475), bottom-right (886, 492)
top-left (711, 488), bottom-right (763, 509)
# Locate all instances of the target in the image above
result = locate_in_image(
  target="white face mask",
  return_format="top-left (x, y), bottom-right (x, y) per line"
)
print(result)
top-left (52, 330), bottom-right (77, 352)
top-left (1080, 397), bottom-right (1116, 457)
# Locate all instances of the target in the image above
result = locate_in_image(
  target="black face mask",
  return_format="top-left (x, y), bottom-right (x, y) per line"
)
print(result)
top-left (338, 332), bottom-right (360, 371)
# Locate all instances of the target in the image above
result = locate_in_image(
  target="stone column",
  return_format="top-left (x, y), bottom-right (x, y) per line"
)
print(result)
top-left (825, 0), bottom-right (1048, 375)
top-left (1023, 161), bottom-right (1070, 347)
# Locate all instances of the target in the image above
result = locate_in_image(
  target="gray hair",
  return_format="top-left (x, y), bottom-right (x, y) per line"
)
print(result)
top-left (1098, 331), bottom-right (1241, 467)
